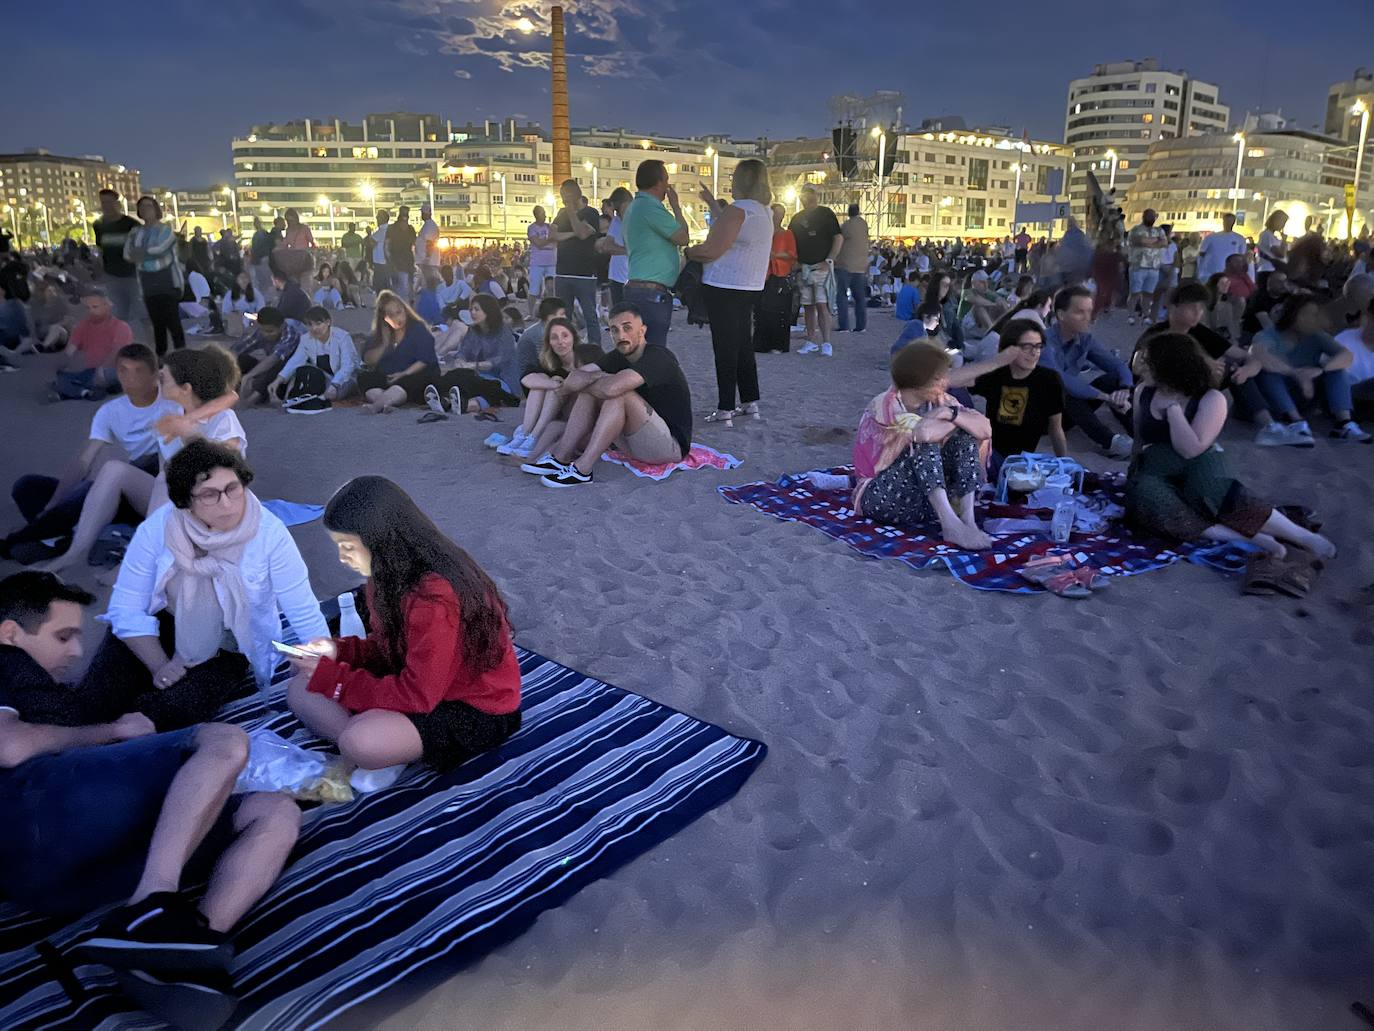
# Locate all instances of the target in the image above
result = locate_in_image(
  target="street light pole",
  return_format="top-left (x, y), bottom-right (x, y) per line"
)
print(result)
top-left (165, 192), bottom-right (179, 223)
top-left (1351, 101), bottom-right (1370, 238)
top-left (704, 147), bottom-right (718, 198)
top-left (223, 187), bottom-right (239, 234)
top-left (1106, 149), bottom-right (1118, 192)
top-left (583, 160), bottom-right (598, 203)
top-left (500, 174), bottom-right (508, 240)
top-left (1231, 132), bottom-right (1245, 213)
top-left (870, 126), bottom-right (886, 240)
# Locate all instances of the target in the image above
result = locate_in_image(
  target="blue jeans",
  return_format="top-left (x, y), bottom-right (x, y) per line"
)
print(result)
top-left (622, 284), bottom-right (673, 347)
top-left (103, 274), bottom-right (142, 324)
top-left (834, 269), bottom-right (868, 332)
top-left (555, 275), bottom-right (601, 346)
top-left (53, 366), bottom-right (118, 400)
top-left (0, 728), bottom-right (235, 918)
top-left (1256, 369), bottom-right (1353, 419)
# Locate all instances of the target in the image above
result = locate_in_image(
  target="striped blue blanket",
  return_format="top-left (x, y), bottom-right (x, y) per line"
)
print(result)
top-left (0, 649), bottom-right (766, 1030)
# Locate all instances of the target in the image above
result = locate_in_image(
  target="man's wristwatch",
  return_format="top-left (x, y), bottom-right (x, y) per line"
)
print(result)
top-left (948, 404), bottom-right (959, 420)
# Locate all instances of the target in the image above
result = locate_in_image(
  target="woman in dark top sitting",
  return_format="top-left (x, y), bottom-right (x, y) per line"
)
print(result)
top-left (435, 294), bottom-right (522, 412)
top-left (1125, 332), bottom-right (1334, 558)
top-left (356, 290), bottom-right (439, 414)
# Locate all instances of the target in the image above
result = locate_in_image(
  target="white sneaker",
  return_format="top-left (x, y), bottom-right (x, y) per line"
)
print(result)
top-left (1289, 420), bottom-right (1316, 447)
top-left (349, 763), bottom-right (408, 793)
top-left (1254, 423), bottom-right (1293, 448)
top-left (484, 433), bottom-right (510, 450)
top-left (1331, 420), bottom-right (1373, 443)
top-left (820, 342), bottom-right (833, 357)
top-left (1105, 433), bottom-right (1133, 460)
top-left (797, 342), bottom-right (820, 354)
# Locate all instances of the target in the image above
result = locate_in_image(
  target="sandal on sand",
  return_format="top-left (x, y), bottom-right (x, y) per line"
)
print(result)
top-left (1242, 553), bottom-right (1286, 596)
top-left (474, 410), bottom-right (500, 423)
top-left (1069, 564), bottom-right (1110, 591)
top-left (417, 411), bottom-right (448, 424)
top-left (1273, 555), bottom-right (1324, 599)
top-left (1018, 555), bottom-right (1092, 599)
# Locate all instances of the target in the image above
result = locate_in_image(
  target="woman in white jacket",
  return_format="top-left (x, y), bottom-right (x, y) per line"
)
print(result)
top-left (268, 305), bottom-right (360, 403)
top-left (94, 439), bottom-right (328, 728)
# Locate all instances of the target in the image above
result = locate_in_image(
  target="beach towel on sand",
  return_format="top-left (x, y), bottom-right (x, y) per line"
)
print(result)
top-left (0, 643), bottom-right (765, 1030)
top-left (719, 468), bottom-right (1251, 594)
top-left (602, 443), bottom-right (742, 481)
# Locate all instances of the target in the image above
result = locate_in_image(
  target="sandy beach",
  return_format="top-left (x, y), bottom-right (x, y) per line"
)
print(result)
top-left (2, 305), bottom-right (1371, 1030)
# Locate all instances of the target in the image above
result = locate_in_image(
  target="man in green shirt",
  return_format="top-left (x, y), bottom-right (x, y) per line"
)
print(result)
top-left (622, 159), bottom-right (689, 346)
top-left (340, 223), bottom-right (364, 262)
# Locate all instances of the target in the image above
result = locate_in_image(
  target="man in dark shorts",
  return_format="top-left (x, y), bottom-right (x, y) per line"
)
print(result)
top-left (521, 302), bottom-right (692, 487)
top-left (0, 572), bottom-right (300, 1025)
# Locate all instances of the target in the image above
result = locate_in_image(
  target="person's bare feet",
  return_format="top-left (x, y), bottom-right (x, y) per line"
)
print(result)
top-left (940, 518), bottom-right (993, 551)
top-left (1251, 532), bottom-right (1287, 559)
top-left (1294, 529), bottom-right (1336, 559)
top-left (365, 402), bottom-right (395, 415)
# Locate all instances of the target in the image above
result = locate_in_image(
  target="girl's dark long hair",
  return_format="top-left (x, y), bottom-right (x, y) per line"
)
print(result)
top-left (323, 476), bottom-right (510, 672)
top-left (1144, 332), bottom-right (1216, 398)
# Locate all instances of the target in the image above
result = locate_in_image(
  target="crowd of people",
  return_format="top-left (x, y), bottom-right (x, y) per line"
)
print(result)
top-left (0, 171), bottom-right (1370, 1025)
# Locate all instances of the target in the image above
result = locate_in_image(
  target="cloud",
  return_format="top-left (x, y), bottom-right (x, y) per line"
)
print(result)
top-left (453, 68), bottom-right (473, 79)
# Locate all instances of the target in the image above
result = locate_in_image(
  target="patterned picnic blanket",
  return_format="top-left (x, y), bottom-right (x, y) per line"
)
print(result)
top-left (603, 443), bottom-right (742, 481)
top-left (718, 468), bottom-right (1251, 594)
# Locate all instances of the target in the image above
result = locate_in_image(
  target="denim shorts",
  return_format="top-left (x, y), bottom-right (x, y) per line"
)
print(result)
top-left (0, 728), bottom-right (235, 918)
top-left (1129, 267), bottom-right (1160, 295)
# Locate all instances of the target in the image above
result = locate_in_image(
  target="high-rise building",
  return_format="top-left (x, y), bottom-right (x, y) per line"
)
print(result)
top-left (0, 149), bottom-right (141, 245)
top-left (1064, 59), bottom-right (1229, 210)
top-left (767, 120), bottom-right (1070, 240)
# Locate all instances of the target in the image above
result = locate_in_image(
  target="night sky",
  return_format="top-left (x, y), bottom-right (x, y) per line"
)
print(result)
top-left (7, 0), bottom-right (1371, 186)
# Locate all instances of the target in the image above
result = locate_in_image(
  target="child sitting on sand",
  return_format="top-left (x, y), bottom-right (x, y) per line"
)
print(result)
top-left (852, 341), bottom-right (995, 550)
top-left (286, 476), bottom-right (522, 783)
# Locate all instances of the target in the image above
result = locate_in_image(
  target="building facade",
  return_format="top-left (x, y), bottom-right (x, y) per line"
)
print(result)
top-left (1123, 125), bottom-right (1361, 238)
top-left (233, 114), bottom-right (754, 246)
top-left (767, 122), bottom-right (1070, 241)
top-left (0, 149), bottom-right (141, 246)
top-left (1064, 59), bottom-right (1229, 210)
top-left (1325, 69), bottom-right (1374, 225)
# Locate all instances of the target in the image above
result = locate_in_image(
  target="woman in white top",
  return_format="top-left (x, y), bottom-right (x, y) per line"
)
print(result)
top-left (39, 345), bottom-right (244, 574)
top-left (98, 439), bottom-right (328, 724)
top-left (1257, 210), bottom-right (1289, 290)
top-left (685, 158), bottom-right (774, 427)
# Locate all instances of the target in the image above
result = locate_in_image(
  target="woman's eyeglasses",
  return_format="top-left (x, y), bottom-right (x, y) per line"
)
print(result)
top-left (1015, 341), bottom-right (1045, 352)
top-left (191, 481), bottom-right (245, 507)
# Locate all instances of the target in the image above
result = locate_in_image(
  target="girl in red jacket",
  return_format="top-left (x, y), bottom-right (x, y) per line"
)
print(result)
top-left (287, 476), bottom-right (522, 775)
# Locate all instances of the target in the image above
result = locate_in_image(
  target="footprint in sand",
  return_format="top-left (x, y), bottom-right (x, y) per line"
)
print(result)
top-left (1025, 794), bottom-right (1175, 856)
top-left (971, 807), bottom-right (1065, 881)
top-left (1152, 747), bottom-right (1232, 805)
top-left (1025, 695), bottom-right (1108, 754)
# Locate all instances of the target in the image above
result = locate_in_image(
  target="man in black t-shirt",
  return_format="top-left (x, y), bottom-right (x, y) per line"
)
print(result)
top-left (520, 302), bottom-right (691, 487)
top-left (92, 189), bottom-right (142, 324)
top-left (552, 178), bottom-right (604, 346)
top-left (946, 318), bottom-right (1068, 462)
top-left (787, 186), bottom-right (842, 355)
top-left (0, 571), bottom-right (300, 1023)
top-left (387, 205), bottom-right (417, 301)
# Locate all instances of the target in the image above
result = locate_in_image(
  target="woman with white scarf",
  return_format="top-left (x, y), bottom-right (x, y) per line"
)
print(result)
top-left (93, 440), bottom-right (328, 729)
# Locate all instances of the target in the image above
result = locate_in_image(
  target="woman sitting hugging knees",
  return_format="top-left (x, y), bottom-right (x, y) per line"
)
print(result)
top-left (287, 477), bottom-right (522, 779)
top-left (501, 316), bottom-right (604, 458)
top-left (38, 346), bottom-right (242, 573)
top-left (433, 293), bottom-right (523, 414)
top-left (356, 290), bottom-right (439, 414)
top-left (852, 341), bottom-right (995, 551)
top-left (1125, 332), bottom-right (1336, 558)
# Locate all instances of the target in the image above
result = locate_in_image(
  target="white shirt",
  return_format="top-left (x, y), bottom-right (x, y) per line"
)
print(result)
top-left (1258, 230), bottom-right (1284, 273)
top-left (279, 325), bottom-right (360, 388)
top-left (90, 394), bottom-right (182, 461)
top-left (417, 219), bottom-right (440, 267)
top-left (702, 200), bottom-right (773, 292)
top-left (1197, 230), bottom-right (1246, 281)
top-left (158, 409), bottom-right (247, 463)
top-left (916, 253), bottom-right (931, 273)
top-left (1336, 328), bottom-right (1374, 384)
top-left (371, 224), bottom-right (389, 264)
top-left (437, 277), bottom-right (471, 307)
top-left (105, 500), bottom-right (329, 688)
top-left (1160, 242), bottom-right (1179, 268)
top-left (312, 286), bottom-right (342, 309)
top-left (607, 215), bottom-right (629, 284)
top-left (187, 271), bottom-right (212, 303)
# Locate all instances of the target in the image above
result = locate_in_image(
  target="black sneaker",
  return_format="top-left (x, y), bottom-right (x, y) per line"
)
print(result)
top-left (284, 395), bottom-right (332, 415)
top-left (541, 466), bottom-right (593, 488)
top-left (77, 892), bottom-right (232, 973)
top-left (114, 967), bottom-right (238, 1031)
top-left (520, 455), bottom-right (565, 476)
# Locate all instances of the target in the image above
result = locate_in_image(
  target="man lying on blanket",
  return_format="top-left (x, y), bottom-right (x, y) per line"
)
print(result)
top-left (0, 571), bottom-right (299, 1028)
top-left (520, 302), bottom-right (694, 488)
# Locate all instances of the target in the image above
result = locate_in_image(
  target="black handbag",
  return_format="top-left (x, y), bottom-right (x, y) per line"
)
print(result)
top-left (758, 273), bottom-right (795, 315)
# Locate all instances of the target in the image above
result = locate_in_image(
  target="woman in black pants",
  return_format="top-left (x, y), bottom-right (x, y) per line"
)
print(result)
top-left (685, 159), bottom-right (775, 428)
top-left (124, 195), bottom-right (186, 355)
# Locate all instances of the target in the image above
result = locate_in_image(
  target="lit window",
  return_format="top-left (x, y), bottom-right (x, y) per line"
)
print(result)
top-left (1142, 113), bottom-right (1154, 123)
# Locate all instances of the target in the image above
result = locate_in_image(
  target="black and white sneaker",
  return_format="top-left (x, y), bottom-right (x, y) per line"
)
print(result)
top-left (284, 395), bottom-right (331, 415)
top-left (423, 384), bottom-right (446, 415)
top-left (520, 455), bottom-right (565, 476)
top-left (541, 465), bottom-right (593, 488)
top-left (76, 892), bottom-right (232, 973)
top-left (114, 967), bottom-right (238, 1031)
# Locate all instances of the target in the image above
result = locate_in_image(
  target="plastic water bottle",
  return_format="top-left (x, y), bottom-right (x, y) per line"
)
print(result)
top-left (1051, 495), bottom-right (1075, 543)
top-left (338, 590), bottom-right (367, 638)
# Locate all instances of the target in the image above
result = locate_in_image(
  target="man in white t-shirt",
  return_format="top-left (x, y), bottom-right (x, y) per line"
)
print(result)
top-left (369, 211), bottom-right (391, 293)
top-left (1196, 212), bottom-right (1247, 282)
top-left (416, 203), bottom-right (440, 277)
top-left (1336, 291), bottom-right (1374, 419)
top-left (2, 344), bottom-right (177, 563)
top-left (526, 206), bottom-right (558, 313)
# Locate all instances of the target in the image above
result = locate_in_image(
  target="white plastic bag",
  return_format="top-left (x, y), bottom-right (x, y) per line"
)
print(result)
top-left (234, 729), bottom-right (328, 795)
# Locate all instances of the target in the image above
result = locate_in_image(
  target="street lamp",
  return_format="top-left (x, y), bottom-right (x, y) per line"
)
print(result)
top-left (582, 159), bottom-right (599, 203)
top-left (784, 185), bottom-right (799, 213)
top-left (221, 186), bottom-right (239, 233)
top-left (164, 191), bottom-right (179, 222)
top-left (1105, 149), bottom-right (1119, 191)
top-left (2, 204), bottom-right (15, 247)
top-left (497, 173), bottom-right (508, 239)
top-left (705, 146), bottom-right (719, 198)
top-left (358, 181), bottom-right (377, 222)
top-left (1231, 132), bottom-right (1245, 212)
top-left (317, 195), bottom-right (335, 243)
top-left (870, 126), bottom-right (886, 240)
top-left (1351, 100), bottom-right (1370, 237)
top-left (71, 197), bottom-right (87, 242)
top-left (35, 201), bottom-right (50, 242)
